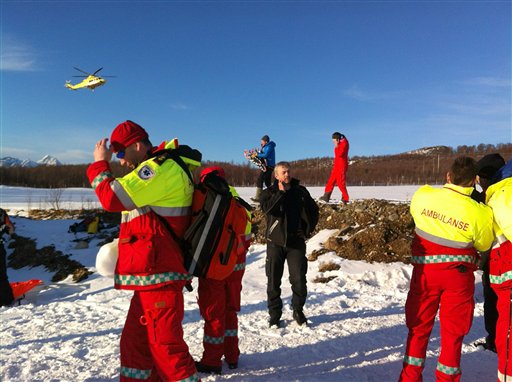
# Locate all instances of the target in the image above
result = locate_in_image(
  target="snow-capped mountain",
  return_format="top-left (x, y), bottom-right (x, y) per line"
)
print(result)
top-left (0, 155), bottom-right (62, 167)
top-left (20, 159), bottom-right (39, 168)
top-left (405, 145), bottom-right (452, 155)
top-left (0, 157), bottom-right (23, 167)
top-left (36, 155), bottom-right (62, 166)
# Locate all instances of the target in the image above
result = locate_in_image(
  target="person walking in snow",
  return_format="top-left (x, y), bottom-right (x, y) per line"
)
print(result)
top-left (0, 208), bottom-right (15, 307)
top-left (483, 158), bottom-right (512, 382)
top-left (471, 153), bottom-right (506, 353)
top-left (87, 120), bottom-right (200, 382)
top-left (195, 166), bottom-right (252, 375)
top-left (260, 162), bottom-right (319, 327)
top-left (398, 156), bottom-right (494, 382)
top-left (251, 135), bottom-right (276, 202)
top-left (319, 132), bottom-right (350, 204)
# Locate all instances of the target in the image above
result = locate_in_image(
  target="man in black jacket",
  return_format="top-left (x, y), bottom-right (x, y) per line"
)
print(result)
top-left (260, 162), bottom-right (319, 327)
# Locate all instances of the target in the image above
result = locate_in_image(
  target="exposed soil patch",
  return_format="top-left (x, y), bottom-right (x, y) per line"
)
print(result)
top-left (7, 235), bottom-right (93, 282)
top-left (251, 198), bottom-right (414, 265)
top-left (7, 210), bottom-right (120, 282)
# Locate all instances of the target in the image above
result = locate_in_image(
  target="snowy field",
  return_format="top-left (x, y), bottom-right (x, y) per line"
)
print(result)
top-left (0, 185), bottom-right (497, 381)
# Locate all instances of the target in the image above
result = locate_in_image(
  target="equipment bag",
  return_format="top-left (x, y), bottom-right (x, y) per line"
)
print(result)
top-left (152, 149), bottom-right (251, 280)
top-left (184, 171), bottom-right (250, 280)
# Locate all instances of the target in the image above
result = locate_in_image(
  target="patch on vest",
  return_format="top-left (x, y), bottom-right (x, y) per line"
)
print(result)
top-left (138, 166), bottom-right (155, 180)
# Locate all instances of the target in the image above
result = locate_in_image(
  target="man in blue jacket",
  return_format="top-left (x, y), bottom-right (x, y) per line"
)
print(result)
top-left (252, 135), bottom-right (276, 202)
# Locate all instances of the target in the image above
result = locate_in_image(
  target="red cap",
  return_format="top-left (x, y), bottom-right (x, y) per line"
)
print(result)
top-left (200, 166), bottom-right (225, 182)
top-left (110, 120), bottom-right (148, 153)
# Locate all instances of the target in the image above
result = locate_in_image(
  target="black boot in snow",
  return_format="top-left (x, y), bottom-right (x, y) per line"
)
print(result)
top-left (318, 192), bottom-right (331, 203)
top-left (195, 361), bottom-right (222, 375)
top-left (293, 310), bottom-right (307, 326)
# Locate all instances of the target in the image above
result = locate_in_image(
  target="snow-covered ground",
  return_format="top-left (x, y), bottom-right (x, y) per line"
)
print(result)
top-left (0, 186), bottom-right (497, 381)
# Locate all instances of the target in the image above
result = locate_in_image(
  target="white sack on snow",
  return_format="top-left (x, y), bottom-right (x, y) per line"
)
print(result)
top-left (95, 238), bottom-right (118, 278)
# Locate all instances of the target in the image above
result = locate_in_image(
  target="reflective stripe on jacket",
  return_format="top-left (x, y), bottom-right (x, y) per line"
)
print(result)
top-left (410, 183), bottom-right (494, 270)
top-left (87, 139), bottom-right (200, 290)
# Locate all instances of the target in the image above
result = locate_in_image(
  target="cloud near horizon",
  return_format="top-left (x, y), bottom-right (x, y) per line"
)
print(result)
top-left (1, 36), bottom-right (38, 71)
top-left (342, 85), bottom-right (404, 102)
top-left (463, 76), bottom-right (512, 88)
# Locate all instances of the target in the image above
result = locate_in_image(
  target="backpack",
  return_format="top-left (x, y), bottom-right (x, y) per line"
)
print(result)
top-left (152, 148), bottom-right (251, 280)
top-left (184, 171), bottom-right (251, 280)
top-left (68, 215), bottom-right (100, 234)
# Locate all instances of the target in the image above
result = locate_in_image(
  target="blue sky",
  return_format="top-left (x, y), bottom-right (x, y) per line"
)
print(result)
top-left (1, 1), bottom-right (510, 165)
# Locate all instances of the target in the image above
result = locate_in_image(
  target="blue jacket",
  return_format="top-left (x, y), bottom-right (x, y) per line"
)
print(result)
top-left (493, 159), bottom-right (512, 183)
top-left (257, 141), bottom-right (276, 167)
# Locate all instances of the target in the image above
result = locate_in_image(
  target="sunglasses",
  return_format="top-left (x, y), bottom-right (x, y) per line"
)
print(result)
top-left (116, 150), bottom-right (126, 159)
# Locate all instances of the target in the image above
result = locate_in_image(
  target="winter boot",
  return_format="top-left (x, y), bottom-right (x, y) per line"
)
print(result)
top-left (251, 187), bottom-right (262, 203)
top-left (268, 310), bottom-right (282, 328)
top-left (195, 361), bottom-right (222, 375)
top-left (318, 192), bottom-right (331, 204)
top-left (293, 309), bottom-right (307, 326)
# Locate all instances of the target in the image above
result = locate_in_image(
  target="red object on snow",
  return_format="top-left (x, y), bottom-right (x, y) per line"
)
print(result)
top-left (10, 279), bottom-right (43, 299)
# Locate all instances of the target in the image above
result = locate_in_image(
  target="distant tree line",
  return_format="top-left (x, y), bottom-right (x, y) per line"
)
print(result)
top-left (1, 143), bottom-right (510, 188)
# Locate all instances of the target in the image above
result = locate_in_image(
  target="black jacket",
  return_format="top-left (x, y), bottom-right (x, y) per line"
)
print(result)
top-left (260, 178), bottom-right (319, 247)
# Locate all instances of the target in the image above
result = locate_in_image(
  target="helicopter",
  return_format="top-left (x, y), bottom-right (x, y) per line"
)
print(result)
top-left (65, 67), bottom-right (115, 91)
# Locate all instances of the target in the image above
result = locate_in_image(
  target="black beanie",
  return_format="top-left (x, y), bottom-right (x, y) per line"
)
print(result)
top-left (477, 153), bottom-right (505, 179)
top-left (261, 135), bottom-right (269, 142)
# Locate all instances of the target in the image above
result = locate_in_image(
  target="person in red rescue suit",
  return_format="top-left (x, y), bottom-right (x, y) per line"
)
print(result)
top-left (194, 166), bottom-right (252, 375)
top-left (319, 132), bottom-right (349, 204)
top-left (398, 156), bottom-right (494, 382)
top-left (485, 158), bottom-right (512, 382)
top-left (87, 120), bottom-right (200, 382)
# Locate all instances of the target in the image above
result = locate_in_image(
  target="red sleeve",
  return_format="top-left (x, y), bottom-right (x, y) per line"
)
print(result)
top-left (87, 161), bottom-right (127, 212)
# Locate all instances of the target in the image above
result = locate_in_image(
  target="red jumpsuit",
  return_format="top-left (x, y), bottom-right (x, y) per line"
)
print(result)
top-left (197, 182), bottom-right (252, 370)
top-left (399, 184), bottom-right (493, 382)
top-left (87, 140), bottom-right (199, 382)
top-left (486, 170), bottom-right (512, 382)
top-left (324, 137), bottom-right (349, 202)
top-left (197, 251), bottom-right (247, 368)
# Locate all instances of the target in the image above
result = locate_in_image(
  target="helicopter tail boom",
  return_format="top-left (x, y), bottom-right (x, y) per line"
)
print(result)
top-left (65, 82), bottom-right (77, 90)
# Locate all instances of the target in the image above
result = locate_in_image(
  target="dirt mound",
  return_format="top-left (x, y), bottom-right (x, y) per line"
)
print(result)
top-left (6, 210), bottom-right (120, 283)
top-left (251, 198), bottom-right (414, 265)
top-left (7, 235), bottom-right (93, 282)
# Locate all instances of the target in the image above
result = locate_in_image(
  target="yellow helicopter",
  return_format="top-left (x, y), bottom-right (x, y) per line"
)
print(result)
top-left (65, 67), bottom-right (115, 91)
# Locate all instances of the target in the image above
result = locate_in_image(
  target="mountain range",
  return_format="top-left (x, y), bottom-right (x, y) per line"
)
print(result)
top-left (0, 155), bottom-right (62, 167)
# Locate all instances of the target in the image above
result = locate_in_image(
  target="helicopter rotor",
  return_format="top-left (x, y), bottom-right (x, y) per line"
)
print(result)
top-left (73, 66), bottom-right (91, 76)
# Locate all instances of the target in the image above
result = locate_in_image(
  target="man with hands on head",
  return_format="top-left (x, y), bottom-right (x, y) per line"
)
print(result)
top-left (87, 120), bottom-right (201, 382)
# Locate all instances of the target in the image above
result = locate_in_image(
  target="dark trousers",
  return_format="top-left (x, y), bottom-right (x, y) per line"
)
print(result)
top-left (265, 238), bottom-right (307, 318)
top-left (0, 243), bottom-right (14, 307)
top-left (256, 167), bottom-right (274, 189)
top-left (482, 265), bottom-right (498, 343)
